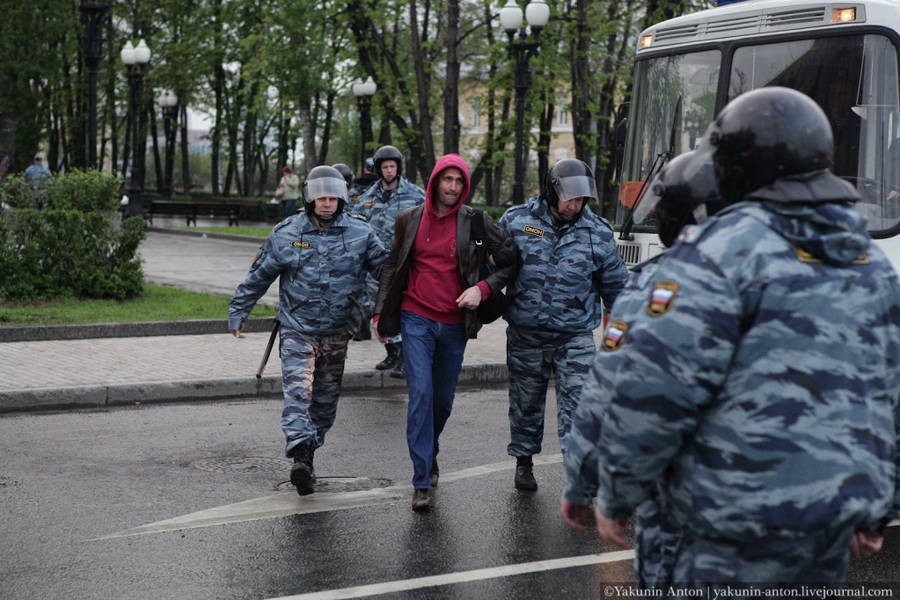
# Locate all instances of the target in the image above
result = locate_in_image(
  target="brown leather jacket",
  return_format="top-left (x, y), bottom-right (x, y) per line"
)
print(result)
top-left (375, 204), bottom-right (514, 339)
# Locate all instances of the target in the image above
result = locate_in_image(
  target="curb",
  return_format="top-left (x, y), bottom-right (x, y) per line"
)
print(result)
top-left (147, 227), bottom-right (266, 244)
top-left (0, 318), bottom-right (276, 343)
top-left (0, 363), bottom-right (508, 413)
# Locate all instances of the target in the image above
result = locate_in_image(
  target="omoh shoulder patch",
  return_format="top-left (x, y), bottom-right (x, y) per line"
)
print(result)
top-left (602, 320), bottom-right (628, 352)
top-left (523, 225), bottom-right (544, 237)
top-left (647, 280), bottom-right (679, 317)
top-left (292, 241), bottom-right (311, 248)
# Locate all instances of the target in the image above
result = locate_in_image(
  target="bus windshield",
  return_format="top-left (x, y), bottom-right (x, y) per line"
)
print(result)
top-left (620, 33), bottom-right (900, 236)
top-left (618, 50), bottom-right (720, 225)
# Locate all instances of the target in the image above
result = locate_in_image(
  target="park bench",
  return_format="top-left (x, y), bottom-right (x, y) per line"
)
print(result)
top-left (147, 199), bottom-right (242, 227)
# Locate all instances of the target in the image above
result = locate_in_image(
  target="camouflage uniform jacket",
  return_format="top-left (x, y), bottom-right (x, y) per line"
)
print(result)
top-left (228, 211), bottom-right (387, 335)
top-left (498, 196), bottom-right (628, 333)
top-left (564, 171), bottom-right (900, 541)
top-left (351, 176), bottom-right (425, 249)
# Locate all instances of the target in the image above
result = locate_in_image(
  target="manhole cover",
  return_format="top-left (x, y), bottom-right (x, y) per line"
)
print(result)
top-left (275, 476), bottom-right (393, 493)
top-left (191, 456), bottom-right (289, 474)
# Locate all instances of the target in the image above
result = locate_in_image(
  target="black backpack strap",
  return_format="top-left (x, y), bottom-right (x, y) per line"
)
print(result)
top-left (470, 208), bottom-right (486, 245)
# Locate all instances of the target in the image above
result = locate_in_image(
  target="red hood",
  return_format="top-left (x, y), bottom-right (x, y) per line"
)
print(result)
top-left (425, 153), bottom-right (471, 215)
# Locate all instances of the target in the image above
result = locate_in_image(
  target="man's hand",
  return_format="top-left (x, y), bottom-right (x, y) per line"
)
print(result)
top-left (231, 324), bottom-right (245, 339)
top-left (373, 314), bottom-right (387, 343)
top-left (456, 285), bottom-right (483, 309)
top-left (560, 499), bottom-right (591, 533)
top-left (850, 531), bottom-right (883, 559)
top-left (593, 506), bottom-right (630, 549)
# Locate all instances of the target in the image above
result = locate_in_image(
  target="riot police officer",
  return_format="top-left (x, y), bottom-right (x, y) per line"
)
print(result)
top-left (351, 145), bottom-right (425, 376)
top-left (229, 165), bottom-right (387, 496)
top-left (349, 157), bottom-right (377, 206)
top-left (498, 158), bottom-right (628, 491)
top-left (562, 87), bottom-right (900, 584)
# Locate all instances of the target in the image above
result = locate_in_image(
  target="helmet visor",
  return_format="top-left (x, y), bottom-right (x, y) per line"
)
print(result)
top-left (553, 175), bottom-right (598, 203)
top-left (306, 176), bottom-right (348, 202)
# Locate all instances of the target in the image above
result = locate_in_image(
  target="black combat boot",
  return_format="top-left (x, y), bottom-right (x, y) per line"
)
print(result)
top-left (376, 342), bottom-right (400, 370)
top-left (290, 444), bottom-right (316, 496)
top-left (514, 456), bottom-right (537, 491)
top-left (389, 343), bottom-right (405, 379)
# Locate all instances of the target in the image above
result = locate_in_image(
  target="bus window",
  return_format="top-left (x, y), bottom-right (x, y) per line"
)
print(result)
top-left (729, 35), bottom-right (900, 234)
top-left (617, 49), bottom-right (720, 227)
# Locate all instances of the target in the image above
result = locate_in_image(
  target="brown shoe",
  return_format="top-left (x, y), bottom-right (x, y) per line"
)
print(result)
top-left (429, 459), bottom-right (439, 487)
top-left (411, 488), bottom-right (431, 511)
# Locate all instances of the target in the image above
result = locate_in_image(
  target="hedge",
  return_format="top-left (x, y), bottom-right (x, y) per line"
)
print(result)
top-left (0, 170), bottom-right (146, 301)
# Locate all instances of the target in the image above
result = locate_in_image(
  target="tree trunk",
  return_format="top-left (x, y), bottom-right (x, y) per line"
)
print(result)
top-left (299, 98), bottom-right (316, 173)
top-left (179, 106), bottom-right (190, 193)
top-left (443, 0), bottom-right (460, 155)
top-left (150, 105), bottom-right (163, 192)
top-left (316, 90), bottom-right (336, 165)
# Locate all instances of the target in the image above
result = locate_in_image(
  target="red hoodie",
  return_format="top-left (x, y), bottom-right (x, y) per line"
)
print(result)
top-left (401, 154), bottom-right (490, 324)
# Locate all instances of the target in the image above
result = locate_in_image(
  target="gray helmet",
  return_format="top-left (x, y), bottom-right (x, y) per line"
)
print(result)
top-left (373, 145), bottom-right (403, 180)
top-left (364, 156), bottom-right (375, 172)
top-left (331, 163), bottom-right (354, 187)
top-left (542, 159), bottom-right (597, 211)
top-left (303, 165), bottom-right (349, 217)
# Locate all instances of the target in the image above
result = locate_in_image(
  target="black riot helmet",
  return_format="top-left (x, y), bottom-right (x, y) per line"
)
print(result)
top-left (331, 163), bottom-right (355, 187)
top-left (364, 156), bottom-right (375, 173)
top-left (635, 150), bottom-right (723, 247)
top-left (541, 158), bottom-right (598, 213)
top-left (373, 145), bottom-right (403, 182)
top-left (303, 165), bottom-right (349, 219)
top-left (700, 86), bottom-right (833, 204)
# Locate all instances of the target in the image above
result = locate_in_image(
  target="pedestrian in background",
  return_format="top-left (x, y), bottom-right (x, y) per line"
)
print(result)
top-left (349, 157), bottom-right (378, 207)
top-left (562, 88), bottom-right (900, 585)
top-left (374, 153), bottom-right (515, 511)
top-left (352, 145), bottom-right (425, 377)
top-left (275, 165), bottom-right (301, 218)
top-left (497, 158), bottom-right (628, 492)
top-left (229, 165), bottom-right (387, 496)
top-left (24, 153), bottom-right (52, 184)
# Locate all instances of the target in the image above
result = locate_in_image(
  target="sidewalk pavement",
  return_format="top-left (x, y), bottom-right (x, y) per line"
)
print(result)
top-left (0, 226), bottom-right (510, 413)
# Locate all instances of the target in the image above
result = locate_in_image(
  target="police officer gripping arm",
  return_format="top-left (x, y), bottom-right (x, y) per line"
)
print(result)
top-left (498, 159), bottom-right (629, 492)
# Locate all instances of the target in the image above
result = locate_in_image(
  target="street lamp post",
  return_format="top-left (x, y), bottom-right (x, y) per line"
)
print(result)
top-left (352, 76), bottom-right (377, 174)
top-left (121, 39), bottom-right (151, 217)
top-left (79, 1), bottom-right (110, 170)
top-left (158, 91), bottom-right (178, 200)
top-left (500, 0), bottom-right (549, 205)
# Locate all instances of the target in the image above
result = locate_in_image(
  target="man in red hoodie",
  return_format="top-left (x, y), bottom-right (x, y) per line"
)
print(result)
top-left (374, 154), bottom-right (516, 511)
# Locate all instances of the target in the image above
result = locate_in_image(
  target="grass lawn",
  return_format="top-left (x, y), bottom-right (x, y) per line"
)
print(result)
top-left (0, 284), bottom-right (276, 326)
top-left (183, 226), bottom-right (270, 238)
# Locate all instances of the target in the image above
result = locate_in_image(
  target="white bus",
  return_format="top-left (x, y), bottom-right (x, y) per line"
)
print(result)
top-left (615, 0), bottom-right (900, 273)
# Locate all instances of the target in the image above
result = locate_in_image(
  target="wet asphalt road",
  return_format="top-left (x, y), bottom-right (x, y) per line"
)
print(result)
top-left (1, 385), bottom-right (897, 599)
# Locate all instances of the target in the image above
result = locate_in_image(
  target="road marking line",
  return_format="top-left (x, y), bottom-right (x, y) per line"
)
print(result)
top-left (265, 550), bottom-right (636, 600)
top-left (93, 455), bottom-right (563, 540)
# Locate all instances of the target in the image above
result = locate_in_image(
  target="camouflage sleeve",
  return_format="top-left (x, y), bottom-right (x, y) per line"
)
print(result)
top-left (592, 246), bottom-right (742, 520)
top-left (592, 230), bottom-right (629, 312)
top-left (562, 371), bottom-right (605, 504)
top-left (227, 236), bottom-right (283, 330)
top-left (365, 228), bottom-right (388, 281)
top-left (892, 302), bottom-right (900, 524)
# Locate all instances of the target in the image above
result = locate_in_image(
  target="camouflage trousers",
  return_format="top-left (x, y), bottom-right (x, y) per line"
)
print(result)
top-left (634, 496), bottom-right (853, 587)
top-left (279, 328), bottom-right (351, 457)
top-left (506, 327), bottom-right (595, 458)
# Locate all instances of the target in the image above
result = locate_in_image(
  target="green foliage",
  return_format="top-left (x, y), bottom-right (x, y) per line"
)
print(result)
top-left (0, 170), bottom-right (145, 302)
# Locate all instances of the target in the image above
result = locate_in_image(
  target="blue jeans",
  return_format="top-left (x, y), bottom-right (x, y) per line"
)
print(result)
top-left (400, 311), bottom-right (467, 489)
